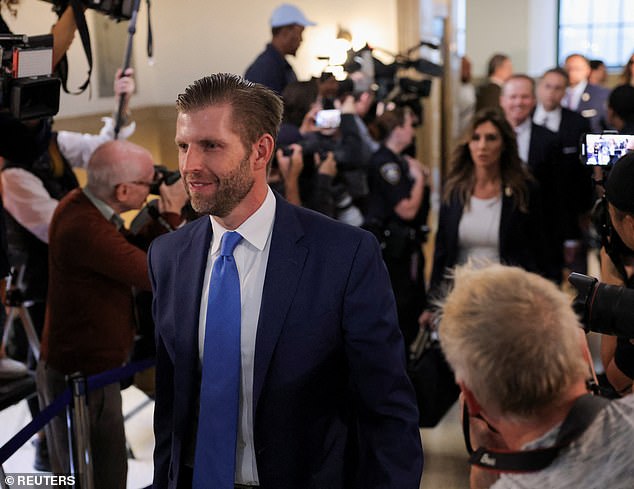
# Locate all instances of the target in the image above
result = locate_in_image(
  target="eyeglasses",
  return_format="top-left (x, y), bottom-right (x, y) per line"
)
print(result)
top-left (128, 180), bottom-right (156, 187)
top-left (114, 177), bottom-right (160, 190)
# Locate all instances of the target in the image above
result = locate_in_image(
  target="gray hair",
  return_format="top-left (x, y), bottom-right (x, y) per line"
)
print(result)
top-left (86, 140), bottom-right (153, 201)
top-left (438, 263), bottom-right (588, 420)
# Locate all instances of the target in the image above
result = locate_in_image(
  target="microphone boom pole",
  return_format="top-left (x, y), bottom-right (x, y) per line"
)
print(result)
top-left (114, 0), bottom-right (142, 139)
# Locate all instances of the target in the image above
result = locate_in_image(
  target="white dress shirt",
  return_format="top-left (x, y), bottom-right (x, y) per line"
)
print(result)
top-left (514, 117), bottom-right (532, 164)
top-left (533, 104), bottom-right (562, 133)
top-left (562, 80), bottom-right (587, 112)
top-left (198, 186), bottom-right (276, 485)
top-left (1, 117), bottom-right (135, 243)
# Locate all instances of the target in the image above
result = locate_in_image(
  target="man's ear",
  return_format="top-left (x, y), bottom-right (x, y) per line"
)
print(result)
top-left (460, 381), bottom-right (484, 417)
top-left (251, 134), bottom-right (275, 171)
top-left (113, 183), bottom-right (128, 203)
top-left (624, 213), bottom-right (634, 235)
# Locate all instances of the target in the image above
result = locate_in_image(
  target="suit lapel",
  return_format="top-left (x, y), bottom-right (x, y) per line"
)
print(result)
top-left (498, 192), bottom-right (513, 257)
top-left (253, 195), bottom-right (307, 414)
top-left (173, 217), bottom-right (212, 421)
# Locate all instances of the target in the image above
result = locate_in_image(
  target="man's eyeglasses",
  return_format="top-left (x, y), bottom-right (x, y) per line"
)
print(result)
top-left (127, 180), bottom-right (156, 187)
top-left (115, 175), bottom-right (161, 189)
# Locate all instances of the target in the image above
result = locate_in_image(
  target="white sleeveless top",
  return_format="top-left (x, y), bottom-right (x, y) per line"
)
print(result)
top-left (457, 195), bottom-right (502, 266)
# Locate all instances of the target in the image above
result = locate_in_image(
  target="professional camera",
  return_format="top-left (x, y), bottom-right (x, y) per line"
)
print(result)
top-left (149, 165), bottom-right (181, 196)
top-left (342, 41), bottom-right (442, 122)
top-left (0, 33), bottom-right (60, 120)
top-left (569, 272), bottom-right (634, 338)
top-left (41, 0), bottom-right (133, 21)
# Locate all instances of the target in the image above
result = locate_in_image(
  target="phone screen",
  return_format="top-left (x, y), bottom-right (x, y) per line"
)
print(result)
top-left (581, 133), bottom-right (633, 165)
top-left (315, 109), bottom-right (341, 129)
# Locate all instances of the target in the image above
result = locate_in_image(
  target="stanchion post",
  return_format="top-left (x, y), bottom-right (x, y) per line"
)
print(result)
top-left (0, 464), bottom-right (8, 489)
top-left (67, 374), bottom-right (94, 489)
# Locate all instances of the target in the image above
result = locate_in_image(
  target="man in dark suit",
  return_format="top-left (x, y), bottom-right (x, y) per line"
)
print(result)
top-left (475, 53), bottom-right (513, 111)
top-left (562, 54), bottom-right (610, 133)
top-left (534, 67), bottom-right (594, 273)
top-left (148, 73), bottom-right (423, 489)
top-left (500, 74), bottom-right (568, 281)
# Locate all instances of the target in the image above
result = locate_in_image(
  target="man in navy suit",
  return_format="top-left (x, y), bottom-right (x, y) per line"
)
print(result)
top-left (562, 54), bottom-right (610, 133)
top-left (148, 73), bottom-right (423, 489)
top-left (534, 67), bottom-right (594, 273)
top-left (500, 74), bottom-right (568, 281)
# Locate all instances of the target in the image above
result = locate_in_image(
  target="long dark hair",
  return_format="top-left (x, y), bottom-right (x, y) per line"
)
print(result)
top-left (443, 108), bottom-right (532, 212)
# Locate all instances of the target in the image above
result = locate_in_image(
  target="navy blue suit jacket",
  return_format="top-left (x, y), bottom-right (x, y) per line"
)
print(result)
top-left (244, 43), bottom-right (297, 94)
top-left (148, 192), bottom-right (423, 489)
top-left (558, 109), bottom-right (594, 236)
top-left (576, 83), bottom-right (610, 133)
top-left (527, 123), bottom-right (566, 281)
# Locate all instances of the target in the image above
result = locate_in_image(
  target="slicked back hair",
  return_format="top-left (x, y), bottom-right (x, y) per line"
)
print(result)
top-left (176, 73), bottom-right (283, 153)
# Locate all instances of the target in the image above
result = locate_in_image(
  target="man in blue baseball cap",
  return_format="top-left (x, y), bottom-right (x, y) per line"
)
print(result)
top-left (245, 3), bottom-right (316, 94)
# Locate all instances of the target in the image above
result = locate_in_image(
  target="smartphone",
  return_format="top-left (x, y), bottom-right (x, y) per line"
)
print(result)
top-left (314, 109), bottom-right (341, 129)
top-left (580, 133), bottom-right (633, 166)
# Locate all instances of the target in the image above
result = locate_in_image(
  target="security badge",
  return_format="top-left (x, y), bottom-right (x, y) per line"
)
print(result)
top-left (380, 162), bottom-right (401, 185)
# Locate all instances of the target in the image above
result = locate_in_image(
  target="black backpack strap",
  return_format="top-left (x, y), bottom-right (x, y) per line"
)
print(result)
top-left (57, 0), bottom-right (92, 94)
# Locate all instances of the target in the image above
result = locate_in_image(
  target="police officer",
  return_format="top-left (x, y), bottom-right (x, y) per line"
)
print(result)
top-left (364, 107), bottom-right (429, 348)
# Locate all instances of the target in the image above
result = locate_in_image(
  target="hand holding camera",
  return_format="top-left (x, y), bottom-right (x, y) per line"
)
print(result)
top-left (315, 150), bottom-right (337, 177)
top-left (275, 144), bottom-right (304, 182)
top-left (158, 175), bottom-right (188, 215)
top-left (299, 105), bottom-right (321, 134)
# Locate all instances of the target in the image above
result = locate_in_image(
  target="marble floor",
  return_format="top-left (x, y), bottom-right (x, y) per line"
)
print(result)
top-left (0, 386), bottom-right (469, 489)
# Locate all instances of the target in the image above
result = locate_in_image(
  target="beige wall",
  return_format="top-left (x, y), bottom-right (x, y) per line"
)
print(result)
top-left (4, 0), bottom-right (398, 118)
top-left (5, 0), bottom-right (401, 164)
top-left (466, 0), bottom-right (558, 78)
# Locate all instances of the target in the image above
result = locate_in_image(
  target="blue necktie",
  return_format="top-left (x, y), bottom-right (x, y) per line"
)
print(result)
top-left (193, 231), bottom-right (243, 489)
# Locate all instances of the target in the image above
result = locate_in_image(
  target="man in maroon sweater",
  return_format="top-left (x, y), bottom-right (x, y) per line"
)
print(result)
top-left (37, 140), bottom-right (187, 489)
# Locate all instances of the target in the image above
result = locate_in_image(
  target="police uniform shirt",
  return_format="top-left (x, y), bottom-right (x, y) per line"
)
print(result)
top-left (367, 145), bottom-right (415, 224)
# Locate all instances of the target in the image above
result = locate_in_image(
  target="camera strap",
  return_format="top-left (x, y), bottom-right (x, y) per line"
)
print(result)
top-left (464, 393), bottom-right (609, 473)
top-left (56, 0), bottom-right (93, 95)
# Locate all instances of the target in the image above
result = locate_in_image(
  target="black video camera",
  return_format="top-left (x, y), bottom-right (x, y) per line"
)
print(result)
top-left (0, 34), bottom-right (60, 120)
top-left (41, 0), bottom-right (134, 21)
top-left (149, 165), bottom-right (181, 196)
top-left (569, 272), bottom-right (634, 338)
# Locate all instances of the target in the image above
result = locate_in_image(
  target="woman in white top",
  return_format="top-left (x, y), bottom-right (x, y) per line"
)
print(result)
top-left (420, 109), bottom-right (546, 326)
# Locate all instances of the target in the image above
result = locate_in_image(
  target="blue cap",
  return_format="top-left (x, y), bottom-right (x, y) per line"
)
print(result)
top-left (270, 4), bottom-right (316, 28)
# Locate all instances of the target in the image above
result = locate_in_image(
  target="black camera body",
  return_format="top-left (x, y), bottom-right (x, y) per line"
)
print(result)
top-left (149, 165), bottom-right (181, 196)
top-left (0, 34), bottom-right (60, 120)
top-left (42, 0), bottom-right (134, 21)
top-left (569, 272), bottom-right (634, 338)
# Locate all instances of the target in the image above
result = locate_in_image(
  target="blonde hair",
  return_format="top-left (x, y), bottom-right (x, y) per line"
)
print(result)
top-left (438, 263), bottom-right (588, 420)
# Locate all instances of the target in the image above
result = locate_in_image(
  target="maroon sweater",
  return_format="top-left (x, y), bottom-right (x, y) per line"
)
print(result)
top-left (42, 189), bottom-right (179, 375)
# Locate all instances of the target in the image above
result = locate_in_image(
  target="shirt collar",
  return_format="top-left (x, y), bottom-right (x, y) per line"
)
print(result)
top-left (83, 187), bottom-right (123, 230)
top-left (209, 186), bottom-right (276, 255)
top-left (534, 104), bottom-right (562, 121)
top-left (570, 80), bottom-right (587, 99)
top-left (265, 43), bottom-right (289, 65)
top-left (515, 117), bottom-right (532, 134)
